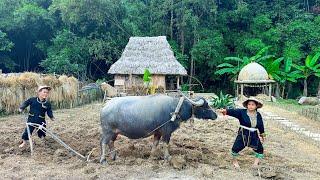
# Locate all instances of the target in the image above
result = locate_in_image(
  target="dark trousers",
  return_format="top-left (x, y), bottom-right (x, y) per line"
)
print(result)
top-left (22, 118), bottom-right (46, 140)
top-left (231, 133), bottom-right (264, 154)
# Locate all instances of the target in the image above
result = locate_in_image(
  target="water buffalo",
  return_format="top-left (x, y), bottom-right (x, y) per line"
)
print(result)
top-left (99, 94), bottom-right (217, 164)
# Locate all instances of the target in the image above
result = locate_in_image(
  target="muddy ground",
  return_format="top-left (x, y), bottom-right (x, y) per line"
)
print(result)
top-left (0, 102), bottom-right (320, 180)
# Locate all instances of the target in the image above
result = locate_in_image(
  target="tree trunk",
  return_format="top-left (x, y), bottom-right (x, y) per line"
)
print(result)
top-left (180, 28), bottom-right (185, 54)
top-left (317, 81), bottom-right (320, 98)
top-left (170, 0), bottom-right (174, 40)
top-left (281, 84), bottom-right (285, 99)
top-left (188, 58), bottom-right (193, 91)
top-left (286, 83), bottom-right (292, 99)
top-left (275, 83), bottom-right (280, 98)
top-left (303, 78), bottom-right (308, 96)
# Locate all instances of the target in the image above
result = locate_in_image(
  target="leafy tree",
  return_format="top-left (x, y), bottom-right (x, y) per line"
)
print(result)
top-left (191, 30), bottom-right (227, 85)
top-left (0, 30), bottom-right (15, 70)
top-left (40, 30), bottom-right (90, 78)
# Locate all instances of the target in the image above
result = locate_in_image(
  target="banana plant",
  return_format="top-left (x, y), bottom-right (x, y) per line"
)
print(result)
top-left (262, 57), bottom-right (304, 98)
top-left (293, 52), bottom-right (320, 96)
top-left (278, 58), bottom-right (304, 98)
top-left (215, 46), bottom-right (274, 80)
top-left (143, 68), bottom-right (152, 94)
top-left (260, 56), bottom-right (283, 98)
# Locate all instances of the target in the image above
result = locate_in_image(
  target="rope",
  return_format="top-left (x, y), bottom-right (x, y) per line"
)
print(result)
top-left (240, 126), bottom-right (258, 147)
top-left (25, 121), bottom-right (86, 160)
top-left (22, 94), bottom-right (193, 160)
top-left (170, 97), bottom-right (184, 121)
top-left (105, 118), bottom-right (174, 156)
top-left (26, 122), bottom-right (86, 159)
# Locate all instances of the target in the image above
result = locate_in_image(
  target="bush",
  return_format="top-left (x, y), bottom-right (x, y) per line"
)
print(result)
top-left (210, 91), bottom-right (234, 109)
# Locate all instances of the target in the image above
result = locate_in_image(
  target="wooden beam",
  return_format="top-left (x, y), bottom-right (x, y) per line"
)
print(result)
top-left (177, 76), bottom-right (180, 90)
top-left (240, 84), bottom-right (244, 100)
top-left (269, 83), bottom-right (272, 101)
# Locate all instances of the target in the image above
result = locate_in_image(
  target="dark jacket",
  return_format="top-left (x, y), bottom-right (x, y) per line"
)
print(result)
top-left (226, 108), bottom-right (265, 149)
top-left (226, 108), bottom-right (264, 135)
top-left (20, 97), bottom-right (54, 122)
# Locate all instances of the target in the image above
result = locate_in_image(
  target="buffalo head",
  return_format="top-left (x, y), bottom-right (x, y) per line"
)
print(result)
top-left (183, 95), bottom-right (217, 120)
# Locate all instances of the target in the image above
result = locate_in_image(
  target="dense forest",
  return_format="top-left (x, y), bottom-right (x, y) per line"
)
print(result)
top-left (0, 0), bottom-right (320, 97)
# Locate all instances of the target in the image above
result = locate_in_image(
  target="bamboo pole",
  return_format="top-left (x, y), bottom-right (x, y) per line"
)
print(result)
top-left (26, 123), bottom-right (34, 156)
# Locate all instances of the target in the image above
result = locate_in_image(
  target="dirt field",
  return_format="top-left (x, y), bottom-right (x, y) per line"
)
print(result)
top-left (1, 102), bottom-right (320, 180)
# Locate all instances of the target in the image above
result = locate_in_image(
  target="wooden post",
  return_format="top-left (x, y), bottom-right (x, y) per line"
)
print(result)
top-left (269, 83), bottom-right (272, 101)
top-left (177, 76), bottom-right (180, 90)
top-left (26, 124), bottom-right (33, 156)
top-left (236, 84), bottom-right (239, 98)
top-left (129, 74), bottom-right (132, 88)
top-left (240, 84), bottom-right (244, 100)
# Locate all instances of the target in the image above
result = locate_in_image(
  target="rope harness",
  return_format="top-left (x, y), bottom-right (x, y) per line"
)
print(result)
top-left (239, 125), bottom-right (258, 147)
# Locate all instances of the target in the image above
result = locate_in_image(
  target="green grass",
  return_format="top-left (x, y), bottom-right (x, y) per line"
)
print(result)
top-left (265, 98), bottom-right (314, 112)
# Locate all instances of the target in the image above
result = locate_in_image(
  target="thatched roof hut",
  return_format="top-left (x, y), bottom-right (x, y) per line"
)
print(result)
top-left (108, 36), bottom-right (187, 75)
top-left (108, 36), bottom-right (187, 93)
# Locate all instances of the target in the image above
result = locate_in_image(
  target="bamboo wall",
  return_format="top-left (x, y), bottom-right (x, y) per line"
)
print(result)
top-left (114, 74), bottom-right (166, 94)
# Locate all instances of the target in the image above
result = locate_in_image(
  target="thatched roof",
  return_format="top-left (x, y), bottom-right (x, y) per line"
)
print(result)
top-left (108, 36), bottom-right (187, 75)
top-left (235, 62), bottom-right (275, 84)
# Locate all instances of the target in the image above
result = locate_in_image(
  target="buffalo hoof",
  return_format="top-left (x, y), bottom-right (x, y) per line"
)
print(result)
top-left (100, 158), bottom-right (107, 165)
top-left (164, 155), bottom-right (172, 161)
top-left (111, 154), bottom-right (117, 161)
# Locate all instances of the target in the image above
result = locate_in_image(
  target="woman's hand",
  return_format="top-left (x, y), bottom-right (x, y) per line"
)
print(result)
top-left (259, 135), bottom-right (265, 143)
top-left (217, 109), bottom-right (227, 116)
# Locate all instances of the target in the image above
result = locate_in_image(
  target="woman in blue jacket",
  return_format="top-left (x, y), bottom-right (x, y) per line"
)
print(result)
top-left (218, 97), bottom-right (266, 169)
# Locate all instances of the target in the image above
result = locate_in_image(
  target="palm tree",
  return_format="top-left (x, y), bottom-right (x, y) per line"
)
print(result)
top-left (293, 52), bottom-right (320, 96)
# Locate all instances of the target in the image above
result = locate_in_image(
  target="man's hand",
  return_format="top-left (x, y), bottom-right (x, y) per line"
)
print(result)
top-left (18, 108), bottom-right (23, 113)
top-left (51, 117), bottom-right (56, 121)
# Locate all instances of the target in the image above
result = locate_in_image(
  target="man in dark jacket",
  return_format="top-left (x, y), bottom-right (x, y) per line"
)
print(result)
top-left (218, 97), bottom-right (266, 169)
top-left (19, 86), bottom-right (55, 148)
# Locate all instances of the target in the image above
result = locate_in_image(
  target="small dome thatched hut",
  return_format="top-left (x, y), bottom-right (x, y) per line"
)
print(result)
top-left (235, 62), bottom-right (275, 100)
top-left (108, 36), bottom-right (187, 93)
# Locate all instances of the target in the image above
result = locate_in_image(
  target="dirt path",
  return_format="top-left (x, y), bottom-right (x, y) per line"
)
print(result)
top-left (0, 102), bottom-right (320, 179)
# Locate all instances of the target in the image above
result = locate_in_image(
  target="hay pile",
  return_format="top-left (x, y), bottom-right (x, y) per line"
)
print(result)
top-left (255, 94), bottom-right (271, 101)
top-left (100, 82), bottom-right (117, 97)
top-left (0, 72), bottom-right (80, 114)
